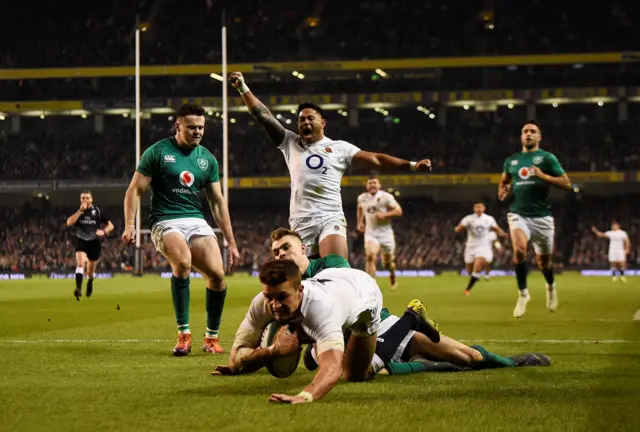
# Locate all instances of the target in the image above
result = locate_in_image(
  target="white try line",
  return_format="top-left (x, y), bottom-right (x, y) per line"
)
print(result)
top-left (0, 339), bottom-right (636, 344)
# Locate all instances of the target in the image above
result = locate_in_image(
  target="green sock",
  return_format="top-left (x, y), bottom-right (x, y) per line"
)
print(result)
top-left (385, 361), bottom-right (428, 375)
top-left (206, 288), bottom-right (227, 338)
top-left (171, 276), bottom-right (190, 333)
top-left (470, 345), bottom-right (515, 368)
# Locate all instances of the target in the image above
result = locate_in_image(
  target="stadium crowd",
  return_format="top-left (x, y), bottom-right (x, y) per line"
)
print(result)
top-left (2, 0), bottom-right (635, 68)
top-left (1, 198), bottom-right (637, 274)
top-left (1, 110), bottom-right (638, 181)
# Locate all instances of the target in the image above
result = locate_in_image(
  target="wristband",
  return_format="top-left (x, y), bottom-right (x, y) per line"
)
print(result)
top-left (297, 391), bottom-right (313, 402)
top-left (409, 161), bottom-right (418, 172)
top-left (236, 80), bottom-right (250, 95)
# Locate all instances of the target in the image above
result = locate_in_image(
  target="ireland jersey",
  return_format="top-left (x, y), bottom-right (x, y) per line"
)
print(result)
top-left (502, 149), bottom-right (565, 218)
top-left (302, 254), bottom-right (350, 279)
top-left (137, 137), bottom-right (220, 227)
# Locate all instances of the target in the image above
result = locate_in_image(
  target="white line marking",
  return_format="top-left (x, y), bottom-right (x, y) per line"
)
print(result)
top-left (0, 339), bottom-right (636, 344)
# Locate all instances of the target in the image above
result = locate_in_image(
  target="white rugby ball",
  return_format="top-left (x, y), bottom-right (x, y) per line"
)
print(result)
top-left (260, 321), bottom-right (301, 378)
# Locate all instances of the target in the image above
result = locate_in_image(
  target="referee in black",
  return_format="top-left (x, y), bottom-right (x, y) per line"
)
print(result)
top-left (65, 191), bottom-right (114, 300)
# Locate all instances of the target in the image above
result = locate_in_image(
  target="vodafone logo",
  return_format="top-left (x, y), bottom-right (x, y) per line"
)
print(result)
top-left (179, 171), bottom-right (195, 187)
top-left (518, 167), bottom-right (532, 180)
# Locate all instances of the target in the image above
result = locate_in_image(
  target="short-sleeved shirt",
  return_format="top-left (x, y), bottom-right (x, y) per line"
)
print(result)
top-left (74, 205), bottom-right (110, 241)
top-left (279, 130), bottom-right (360, 219)
top-left (459, 213), bottom-right (498, 249)
top-left (357, 191), bottom-right (399, 235)
top-left (605, 230), bottom-right (629, 255)
top-left (136, 137), bottom-right (220, 228)
top-left (502, 149), bottom-right (565, 217)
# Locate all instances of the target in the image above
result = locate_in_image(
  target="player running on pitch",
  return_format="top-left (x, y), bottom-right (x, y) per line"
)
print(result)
top-left (122, 102), bottom-right (240, 356)
top-left (229, 71), bottom-right (431, 259)
top-left (455, 203), bottom-right (507, 296)
top-left (66, 191), bottom-right (114, 300)
top-left (357, 176), bottom-right (402, 290)
top-left (592, 222), bottom-right (630, 282)
top-left (482, 230), bottom-right (503, 280)
top-left (498, 120), bottom-right (571, 318)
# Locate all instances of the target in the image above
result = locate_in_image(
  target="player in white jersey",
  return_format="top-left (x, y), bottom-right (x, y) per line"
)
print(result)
top-left (455, 203), bottom-right (507, 296)
top-left (229, 72), bottom-right (431, 259)
top-left (592, 222), bottom-right (630, 282)
top-left (482, 231), bottom-right (503, 280)
top-left (220, 259), bottom-right (383, 404)
top-left (357, 176), bottom-right (402, 290)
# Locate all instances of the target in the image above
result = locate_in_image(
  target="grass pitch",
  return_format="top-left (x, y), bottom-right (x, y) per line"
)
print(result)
top-left (0, 272), bottom-right (638, 432)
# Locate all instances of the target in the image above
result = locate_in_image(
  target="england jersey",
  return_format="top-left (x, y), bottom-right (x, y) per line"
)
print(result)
top-left (357, 191), bottom-right (399, 235)
top-left (605, 230), bottom-right (628, 258)
top-left (236, 268), bottom-right (382, 353)
top-left (460, 213), bottom-right (498, 249)
top-left (279, 130), bottom-right (360, 219)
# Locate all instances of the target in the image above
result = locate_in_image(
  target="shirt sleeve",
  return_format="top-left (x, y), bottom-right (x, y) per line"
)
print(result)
top-left (209, 154), bottom-right (220, 183)
top-left (323, 254), bottom-right (351, 269)
top-left (459, 216), bottom-right (470, 227)
top-left (502, 157), bottom-right (511, 174)
top-left (489, 216), bottom-right (498, 228)
top-left (136, 145), bottom-right (157, 177)
top-left (605, 231), bottom-right (612, 239)
top-left (302, 298), bottom-right (345, 353)
top-left (339, 141), bottom-right (361, 166)
top-left (278, 129), bottom-right (298, 153)
top-left (546, 153), bottom-right (566, 177)
top-left (385, 192), bottom-right (400, 209)
top-left (232, 293), bottom-right (273, 349)
top-left (100, 209), bottom-right (110, 224)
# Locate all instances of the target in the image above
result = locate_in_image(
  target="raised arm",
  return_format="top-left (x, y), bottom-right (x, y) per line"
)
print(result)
top-left (229, 72), bottom-right (287, 146)
top-left (204, 181), bottom-right (240, 271)
top-left (591, 226), bottom-right (607, 238)
top-left (121, 172), bottom-right (151, 244)
top-left (351, 151), bottom-right (431, 173)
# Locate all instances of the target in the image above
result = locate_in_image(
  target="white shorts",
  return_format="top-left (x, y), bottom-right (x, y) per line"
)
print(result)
top-left (151, 217), bottom-right (216, 253)
top-left (365, 231), bottom-right (396, 256)
top-left (348, 276), bottom-right (383, 337)
top-left (507, 213), bottom-right (554, 255)
top-left (290, 213), bottom-right (347, 257)
top-left (378, 314), bottom-right (414, 362)
top-left (609, 251), bottom-right (626, 263)
top-left (464, 246), bottom-right (493, 264)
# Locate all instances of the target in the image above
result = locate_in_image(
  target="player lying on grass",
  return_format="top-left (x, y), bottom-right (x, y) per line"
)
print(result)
top-left (269, 228), bottom-right (551, 375)
top-left (218, 259), bottom-right (390, 404)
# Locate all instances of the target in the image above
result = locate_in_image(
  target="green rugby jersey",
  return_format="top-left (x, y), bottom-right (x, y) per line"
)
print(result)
top-left (136, 137), bottom-right (219, 228)
top-left (502, 149), bottom-right (565, 218)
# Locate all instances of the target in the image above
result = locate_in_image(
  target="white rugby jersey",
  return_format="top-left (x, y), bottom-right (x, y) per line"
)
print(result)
top-left (605, 230), bottom-right (628, 254)
top-left (279, 130), bottom-right (360, 218)
top-left (236, 267), bottom-right (379, 352)
top-left (459, 213), bottom-right (498, 249)
top-left (357, 190), bottom-right (399, 235)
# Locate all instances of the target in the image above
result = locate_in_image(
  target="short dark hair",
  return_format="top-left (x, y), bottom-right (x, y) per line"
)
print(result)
top-left (297, 102), bottom-right (324, 118)
top-left (80, 190), bottom-right (92, 196)
top-left (176, 102), bottom-right (205, 118)
top-left (259, 259), bottom-right (301, 287)
top-left (522, 120), bottom-right (542, 134)
top-left (270, 227), bottom-right (302, 243)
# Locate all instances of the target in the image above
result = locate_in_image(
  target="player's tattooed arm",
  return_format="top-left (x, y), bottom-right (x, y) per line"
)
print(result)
top-left (229, 71), bottom-right (287, 146)
top-left (498, 173), bottom-right (512, 201)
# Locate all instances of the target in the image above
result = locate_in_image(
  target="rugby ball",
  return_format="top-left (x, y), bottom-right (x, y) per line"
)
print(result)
top-left (260, 321), bottom-right (301, 379)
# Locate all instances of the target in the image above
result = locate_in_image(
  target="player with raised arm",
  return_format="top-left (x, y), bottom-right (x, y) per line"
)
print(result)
top-left (592, 222), bottom-right (630, 282)
top-left (121, 102), bottom-right (240, 356)
top-left (498, 121), bottom-right (571, 318)
top-left (454, 203), bottom-right (507, 296)
top-left (65, 191), bottom-right (114, 300)
top-left (229, 72), bottom-right (431, 259)
top-left (357, 176), bottom-right (402, 290)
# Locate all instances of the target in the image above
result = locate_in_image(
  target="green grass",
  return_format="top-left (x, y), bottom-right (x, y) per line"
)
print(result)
top-left (0, 273), bottom-right (638, 432)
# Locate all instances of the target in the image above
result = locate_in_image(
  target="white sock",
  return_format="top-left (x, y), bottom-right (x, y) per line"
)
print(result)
top-left (75, 266), bottom-right (84, 274)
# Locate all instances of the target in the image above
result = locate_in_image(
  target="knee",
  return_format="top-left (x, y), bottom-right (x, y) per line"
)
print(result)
top-left (173, 258), bottom-right (191, 277)
top-left (513, 247), bottom-right (526, 263)
top-left (537, 256), bottom-right (552, 269)
top-left (366, 253), bottom-right (376, 263)
top-left (205, 269), bottom-right (225, 290)
top-left (343, 369), bottom-right (370, 383)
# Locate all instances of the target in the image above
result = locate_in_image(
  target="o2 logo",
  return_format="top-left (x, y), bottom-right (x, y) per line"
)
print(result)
top-left (306, 155), bottom-right (327, 174)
